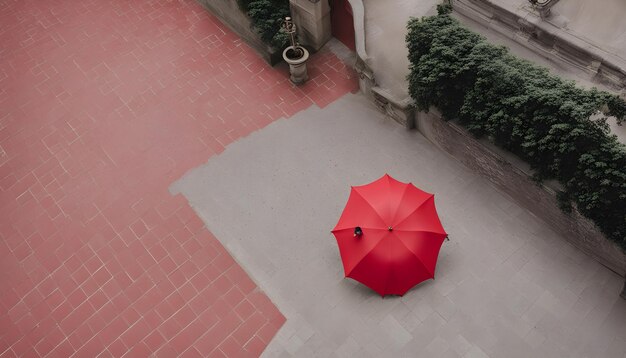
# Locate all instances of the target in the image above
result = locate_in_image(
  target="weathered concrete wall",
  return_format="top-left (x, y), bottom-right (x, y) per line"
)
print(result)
top-left (350, 0), bottom-right (377, 101)
top-left (415, 109), bottom-right (626, 277)
top-left (289, 0), bottom-right (331, 51)
top-left (195, 0), bottom-right (279, 64)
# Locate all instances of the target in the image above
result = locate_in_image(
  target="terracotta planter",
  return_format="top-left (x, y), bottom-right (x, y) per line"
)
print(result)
top-left (282, 45), bottom-right (309, 85)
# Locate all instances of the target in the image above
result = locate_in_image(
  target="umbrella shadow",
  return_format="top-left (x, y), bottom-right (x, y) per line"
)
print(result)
top-left (342, 276), bottom-right (436, 299)
top-left (343, 278), bottom-right (377, 297)
top-left (400, 279), bottom-right (435, 297)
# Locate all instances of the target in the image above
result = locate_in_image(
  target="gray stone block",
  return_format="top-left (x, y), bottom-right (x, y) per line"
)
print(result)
top-left (371, 86), bottom-right (415, 129)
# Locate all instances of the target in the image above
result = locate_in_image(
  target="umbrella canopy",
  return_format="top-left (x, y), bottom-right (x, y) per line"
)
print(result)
top-left (332, 174), bottom-right (447, 296)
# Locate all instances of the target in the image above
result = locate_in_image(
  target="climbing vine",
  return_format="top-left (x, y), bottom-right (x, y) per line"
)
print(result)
top-left (407, 5), bottom-right (626, 249)
top-left (237, 0), bottom-right (290, 49)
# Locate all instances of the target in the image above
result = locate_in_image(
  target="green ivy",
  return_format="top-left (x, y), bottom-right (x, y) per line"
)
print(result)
top-left (407, 6), bottom-right (626, 250)
top-left (237, 0), bottom-right (290, 49)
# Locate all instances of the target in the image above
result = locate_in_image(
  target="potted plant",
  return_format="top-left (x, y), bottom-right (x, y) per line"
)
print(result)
top-left (281, 17), bottom-right (309, 85)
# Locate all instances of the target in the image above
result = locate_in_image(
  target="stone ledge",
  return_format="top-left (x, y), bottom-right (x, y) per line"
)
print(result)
top-left (370, 87), bottom-right (415, 129)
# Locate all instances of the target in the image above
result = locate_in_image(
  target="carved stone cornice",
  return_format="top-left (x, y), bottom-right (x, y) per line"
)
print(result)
top-left (452, 0), bottom-right (626, 91)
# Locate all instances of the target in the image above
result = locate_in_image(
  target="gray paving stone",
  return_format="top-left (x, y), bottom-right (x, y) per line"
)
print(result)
top-left (425, 336), bottom-right (449, 356)
top-left (379, 315), bottom-right (412, 347)
top-left (439, 349), bottom-right (462, 358)
top-left (450, 334), bottom-right (472, 356)
top-left (171, 94), bottom-right (626, 357)
top-left (463, 346), bottom-right (491, 358)
top-left (336, 336), bottom-right (361, 358)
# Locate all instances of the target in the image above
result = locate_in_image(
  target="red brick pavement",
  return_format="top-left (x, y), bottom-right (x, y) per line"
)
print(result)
top-left (0, 0), bottom-right (358, 356)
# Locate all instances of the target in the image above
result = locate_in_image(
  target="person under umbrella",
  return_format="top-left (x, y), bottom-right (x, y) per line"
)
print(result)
top-left (332, 174), bottom-right (447, 296)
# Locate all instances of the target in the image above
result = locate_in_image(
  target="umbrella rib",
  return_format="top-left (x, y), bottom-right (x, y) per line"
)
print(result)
top-left (345, 236), bottom-right (389, 277)
top-left (351, 188), bottom-right (387, 226)
top-left (389, 184), bottom-right (410, 227)
top-left (331, 227), bottom-right (389, 235)
top-left (333, 228), bottom-right (389, 276)
top-left (381, 241), bottom-right (395, 296)
top-left (392, 228), bottom-right (447, 235)
top-left (393, 232), bottom-right (435, 278)
top-left (392, 194), bottom-right (434, 228)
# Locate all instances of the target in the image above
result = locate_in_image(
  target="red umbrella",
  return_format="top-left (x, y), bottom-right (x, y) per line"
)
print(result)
top-left (332, 174), bottom-right (447, 296)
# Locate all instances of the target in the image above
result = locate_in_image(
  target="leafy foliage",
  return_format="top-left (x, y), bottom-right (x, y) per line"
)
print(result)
top-left (406, 7), bottom-right (626, 250)
top-left (237, 0), bottom-right (289, 49)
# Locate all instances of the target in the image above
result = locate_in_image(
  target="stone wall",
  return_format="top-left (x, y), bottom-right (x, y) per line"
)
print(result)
top-left (452, 0), bottom-right (626, 92)
top-left (415, 109), bottom-right (626, 277)
top-left (195, 0), bottom-right (280, 64)
top-left (289, 0), bottom-right (331, 51)
top-left (370, 86), bottom-right (414, 129)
